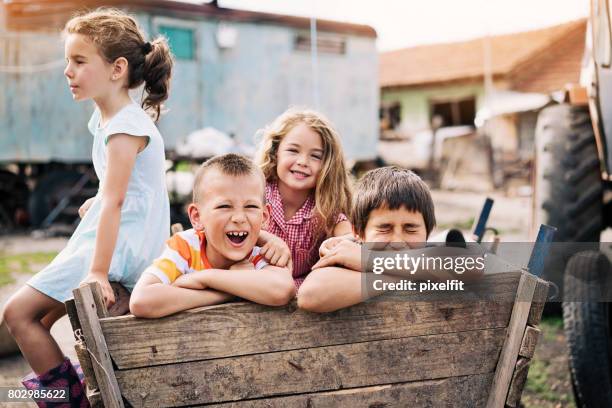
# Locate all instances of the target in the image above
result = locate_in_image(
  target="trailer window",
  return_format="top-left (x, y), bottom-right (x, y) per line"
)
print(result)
top-left (159, 25), bottom-right (195, 60)
top-left (295, 33), bottom-right (346, 55)
top-left (593, 0), bottom-right (611, 67)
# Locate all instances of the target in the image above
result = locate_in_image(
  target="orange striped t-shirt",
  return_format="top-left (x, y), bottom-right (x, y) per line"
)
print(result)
top-left (148, 229), bottom-right (267, 284)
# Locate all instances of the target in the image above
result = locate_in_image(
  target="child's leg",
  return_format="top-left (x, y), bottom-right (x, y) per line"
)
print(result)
top-left (3, 286), bottom-right (65, 374)
top-left (40, 304), bottom-right (67, 331)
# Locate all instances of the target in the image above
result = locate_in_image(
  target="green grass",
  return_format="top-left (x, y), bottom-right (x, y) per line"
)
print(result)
top-left (525, 359), bottom-right (575, 406)
top-left (523, 314), bottom-right (575, 407)
top-left (540, 315), bottom-right (564, 342)
top-left (0, 252), bottom-right (57, 286)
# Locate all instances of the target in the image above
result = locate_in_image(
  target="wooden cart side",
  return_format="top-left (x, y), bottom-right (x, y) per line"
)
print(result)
top-left (68, 282), bottom-right (124, 408)
top-left (486, 274), bottom-right (549, 408)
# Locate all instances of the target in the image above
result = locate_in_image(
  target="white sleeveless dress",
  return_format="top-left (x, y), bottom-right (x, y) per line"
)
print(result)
top-left (28, 102), bottom-right (170, 301)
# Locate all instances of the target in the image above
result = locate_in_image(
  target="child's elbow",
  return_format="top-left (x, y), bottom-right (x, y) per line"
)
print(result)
top-left (267, 274), bottom-right (296, 306)
top-left (296, 281), bottom-right (329, 313)
top-left (129, 294), bottom-right (158, 318)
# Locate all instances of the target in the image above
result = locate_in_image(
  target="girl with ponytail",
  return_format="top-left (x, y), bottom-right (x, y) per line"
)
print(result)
top-left (3, 9), bottom-right (173, 405)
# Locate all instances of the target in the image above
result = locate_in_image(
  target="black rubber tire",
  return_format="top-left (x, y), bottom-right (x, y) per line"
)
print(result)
top-left (533, 104), bottom-right (603, 309)
top-left (28, 170), bottom-right (83, 227)
top-left (563, 251), bottom-right (612, 408)
top-left (533, 104), bottom-right (603, 241)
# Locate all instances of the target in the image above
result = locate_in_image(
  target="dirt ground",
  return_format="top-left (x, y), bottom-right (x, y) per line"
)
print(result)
top-left (0, 189), bottom-right (609, 407)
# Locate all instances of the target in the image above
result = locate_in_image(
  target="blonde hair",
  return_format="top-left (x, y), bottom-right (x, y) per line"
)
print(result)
top-left (256, 108), bottom-right (352, 237)
top-left (64, 8), bottom-right (173, 121)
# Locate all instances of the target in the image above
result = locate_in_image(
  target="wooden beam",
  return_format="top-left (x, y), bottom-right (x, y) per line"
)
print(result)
top-left (486, 272), bottom-right (537, 408)
top-left (518, 326), bottom-right (540, 359)
top-left (103, 272), bottom-right (522, 369)
top-left (505, 357), bottom-right (531, 408)
top-left (73, 283), bottom-right (124, 408)
top-left (527, 278), bottom-right (549, 326)
top-left (206, 373), bottom-right (493, 407)
top-left (116, 328), bottom-right (506, 407)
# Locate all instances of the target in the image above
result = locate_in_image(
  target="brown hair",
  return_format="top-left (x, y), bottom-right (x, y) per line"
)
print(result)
top-left (64, 8), bottom-right (173, 121)
top-left (256, 108), bottom-right (352, 237)
top-left (352, 166), bottom-right (436, 238)
top-left (192, 154), bottom-right (266, 204)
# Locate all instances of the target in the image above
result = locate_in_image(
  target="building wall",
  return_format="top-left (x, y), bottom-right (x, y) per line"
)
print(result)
top-left (381, 82), bottom-right (486, 133)
top-left (0, 12), bottom-right (378, 162)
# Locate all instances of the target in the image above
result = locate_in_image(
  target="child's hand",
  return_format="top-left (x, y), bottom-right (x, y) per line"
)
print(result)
top-left (260, 236), bottom-right (292, 268)
top-left (319, 235), bottom-right (356, 257)
top-left (78, 197), bottom-right (96, 219)
top-left (173, 274), bottom-right (207, 290)
top-left (312, 240), bottom-right (362, 271)
top-left (230, 259), bottom-right (255, 271)
top-left (80, 272), bottom-right (115, 307)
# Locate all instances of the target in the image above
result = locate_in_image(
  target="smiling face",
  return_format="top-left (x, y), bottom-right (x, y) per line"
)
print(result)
top-left (188, 169), bottom-right (269, 269)
top-left (276, 123), bottom-right (324, 193)
top-left (64, 33), bottom-right (114, 101)
top-left (362, 206), bottom-right (427, 249)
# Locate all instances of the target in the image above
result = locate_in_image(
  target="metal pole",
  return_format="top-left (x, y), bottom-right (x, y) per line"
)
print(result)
top-left (310, 14), bottom-right (320, 108)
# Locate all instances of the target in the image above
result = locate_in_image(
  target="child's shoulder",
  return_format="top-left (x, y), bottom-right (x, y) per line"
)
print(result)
top-left (100, 103), bottom-right (160, 142)
top-left (168, 228), bottom-right (202, 248)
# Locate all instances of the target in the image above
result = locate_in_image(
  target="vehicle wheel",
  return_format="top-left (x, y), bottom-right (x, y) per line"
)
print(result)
top-left (28, 170), bottom-right (83, 227)
top-left (563, 250), bottom-right (612, 408)
top-left (533, 104), bottom-right (603, 309)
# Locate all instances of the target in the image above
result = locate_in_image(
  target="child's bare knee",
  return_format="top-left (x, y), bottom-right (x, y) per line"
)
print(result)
top-left (2, 298), bottom-right (29, 334)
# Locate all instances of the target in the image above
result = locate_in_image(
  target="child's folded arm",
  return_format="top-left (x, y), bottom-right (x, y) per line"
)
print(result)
top-left (129, 270), bottom-right (234, 318)
top-left (297, 266), bottom-right (370, 313)
top-left (189, 265), bottom-right (295, 307)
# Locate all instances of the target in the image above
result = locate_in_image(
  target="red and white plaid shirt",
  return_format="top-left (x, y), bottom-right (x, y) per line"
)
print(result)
top-left (265, 180), bottom-right (347, 287)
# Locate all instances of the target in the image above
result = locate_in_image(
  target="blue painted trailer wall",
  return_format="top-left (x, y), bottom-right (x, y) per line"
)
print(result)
top-left (0, 11), bottom-right (378, 163)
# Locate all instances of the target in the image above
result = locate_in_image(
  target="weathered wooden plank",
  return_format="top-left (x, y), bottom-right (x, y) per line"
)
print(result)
top-left (103, 272), bottom-right (522, 369)
top-left (65, 298), bottom-right (81, 340)
top-left (89, 282), bottom-right (109, 319)
top-left (116, 328), bottom-right (506, 407)
top-left (487, 273), bottom-right (537, 408)
top-left (505, 357), bottom-right (531, 408)
top-left (527, 277), bottom-right (549, 326)
top-left (207, 373), bottom-right (493, 408)
top-left (518, 326), bottom-right (540, 359)
top-left (73, 283), bottom-right (124, 408)
top-left (74, 341), bottom-right (99, 393)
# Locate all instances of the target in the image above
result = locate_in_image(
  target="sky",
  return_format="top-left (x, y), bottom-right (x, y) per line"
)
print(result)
top-left (208, 0), bottom-right (589, 51)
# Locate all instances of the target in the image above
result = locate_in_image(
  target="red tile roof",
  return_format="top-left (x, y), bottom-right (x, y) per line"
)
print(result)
top-left (380, 19), bottom-right (587, 88)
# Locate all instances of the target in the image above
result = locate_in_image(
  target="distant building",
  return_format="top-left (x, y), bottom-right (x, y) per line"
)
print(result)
top-left (379, 19), bottom-right (586, 171)
top-left (1, 0), bottom-right (379, 163)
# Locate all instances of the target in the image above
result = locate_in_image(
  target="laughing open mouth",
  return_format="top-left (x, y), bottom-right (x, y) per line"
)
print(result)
top-left (227, 231), bottom-right (248, 244)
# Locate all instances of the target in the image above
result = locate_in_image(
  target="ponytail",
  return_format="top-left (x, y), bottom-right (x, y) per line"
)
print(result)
top-left (141, 37), bottom-right (173, 122)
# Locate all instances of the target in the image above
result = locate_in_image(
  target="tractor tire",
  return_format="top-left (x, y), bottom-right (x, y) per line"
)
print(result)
top-left (533, 103), bottom-right (603, 241)
top-left (563, 250), bottom-right (612, 408)
top-left (533, 104), bottom-right (603, 307)
top-left (28, 170), bottom-right (83, 227)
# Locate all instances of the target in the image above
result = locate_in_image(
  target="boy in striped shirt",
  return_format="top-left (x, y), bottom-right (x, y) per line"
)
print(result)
top-left (129, 154), bottom-right (296, 318)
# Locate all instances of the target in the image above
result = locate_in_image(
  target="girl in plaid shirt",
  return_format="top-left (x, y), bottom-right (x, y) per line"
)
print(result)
top-left (256, 108), bottom-right (353, 287)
